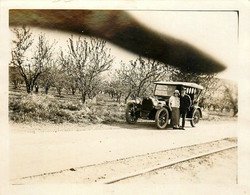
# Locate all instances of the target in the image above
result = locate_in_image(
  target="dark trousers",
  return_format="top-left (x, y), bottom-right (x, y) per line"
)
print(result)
top-left (180, 111), bottom-right (187, 127)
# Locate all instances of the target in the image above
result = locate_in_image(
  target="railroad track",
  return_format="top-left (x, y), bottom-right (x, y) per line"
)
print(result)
top-left (11, 139), bottom-right (237, 184)
top-left (101, 144), bottom-right (237, 184)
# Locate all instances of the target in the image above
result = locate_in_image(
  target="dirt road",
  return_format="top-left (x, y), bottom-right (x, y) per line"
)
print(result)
top-left (10, 120), bottom-right (237, 180)
top-left (117, 147), bottom-right (237, 184)
top-left (11, 138), bottom-right (237, 184)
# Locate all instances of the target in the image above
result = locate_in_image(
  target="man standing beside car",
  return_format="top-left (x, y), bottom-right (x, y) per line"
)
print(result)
top-left (179, 88), bottom-right (191, 130)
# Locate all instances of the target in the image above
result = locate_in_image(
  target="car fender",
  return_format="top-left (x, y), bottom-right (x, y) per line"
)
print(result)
top-left (195, 107), bottom-right (202, 118)
top-left (126, 100), bottom-right (141, 111)
top-left (127, 100), bottom-right (137, 105)
top-left (192, 107), bottom-right (202, 118)
top-left (187, 106), bottom-right (202, 118)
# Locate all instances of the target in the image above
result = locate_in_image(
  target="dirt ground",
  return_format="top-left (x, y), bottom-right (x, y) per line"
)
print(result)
top-left (9, 117), bottom-right (237, 133)
top-left (11, 138), bottom-right (237, 184)
top-left (118, 147), bottom-right (237, 184)
top-left (10, 120), bottom-right (237, 184)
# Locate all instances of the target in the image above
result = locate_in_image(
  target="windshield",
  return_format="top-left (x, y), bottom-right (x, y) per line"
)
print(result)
top-left (154, 84), bottom-right (176, 97)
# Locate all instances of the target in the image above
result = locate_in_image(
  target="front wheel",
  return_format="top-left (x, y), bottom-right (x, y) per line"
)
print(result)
top-left (155, 108), bottom-right (169, 129)
top-left (125, 105), bottom-right (138, 124)
top-left (190, 109), bottom-right (201, 127)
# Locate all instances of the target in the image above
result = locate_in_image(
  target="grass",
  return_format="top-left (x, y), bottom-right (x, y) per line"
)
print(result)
top-left (9, 93), bottom-right (126, 124)
top-left (9, 86), bottom-right (236, 125)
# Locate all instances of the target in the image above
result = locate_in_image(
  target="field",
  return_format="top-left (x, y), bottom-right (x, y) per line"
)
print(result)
top-left (9, 85), bottom-right (237, 127)
top-left (9, 86), bottom-right (125, 125)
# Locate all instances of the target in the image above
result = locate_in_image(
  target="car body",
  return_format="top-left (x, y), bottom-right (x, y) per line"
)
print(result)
top-left (125, 81), bottom-right (204, 129)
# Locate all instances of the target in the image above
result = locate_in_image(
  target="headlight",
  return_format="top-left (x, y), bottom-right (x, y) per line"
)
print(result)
top-left (135, 98), bottom-right (141, 104)
top-left (158, 101), bottom-right (166, 106)
top-left (151, 98), bottom-right (159, 107)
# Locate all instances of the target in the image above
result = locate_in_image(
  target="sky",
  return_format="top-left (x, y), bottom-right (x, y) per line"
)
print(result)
top-left (16, 10), bottom-right (238, 81)
top-left (128, 11), bottom-right (238, 81)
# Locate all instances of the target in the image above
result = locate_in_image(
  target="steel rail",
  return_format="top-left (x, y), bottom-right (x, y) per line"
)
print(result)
top-left (102, 144), bottom-right (237, 184)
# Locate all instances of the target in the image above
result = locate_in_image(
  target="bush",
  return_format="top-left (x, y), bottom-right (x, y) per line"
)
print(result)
top-left (201, 110), bottom-right (236, 121)
top-left (9, 94), bottom-right (125, 124)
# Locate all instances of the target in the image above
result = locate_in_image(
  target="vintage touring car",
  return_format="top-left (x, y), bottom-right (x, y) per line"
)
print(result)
top-left (125, 81), bottom-right (204, 129)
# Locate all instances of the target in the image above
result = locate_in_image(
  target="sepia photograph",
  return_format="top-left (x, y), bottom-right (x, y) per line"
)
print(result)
top-left (1, 1), bottom-right (250, 194)
top-left (7, 9), bottom-right (239, 185)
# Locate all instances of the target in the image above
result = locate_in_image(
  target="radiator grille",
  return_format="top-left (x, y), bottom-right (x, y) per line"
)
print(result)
top-left (141, 98), bottom-right (153, 111)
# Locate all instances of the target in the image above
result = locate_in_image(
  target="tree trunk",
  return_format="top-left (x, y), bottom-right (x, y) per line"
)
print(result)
top-left (137, 85), bottom-right (142, 98)
top-left (31, 84), bottom-right (34, 92)
top-left (117, 93), bottom-right (122, 104)
top-left (45, 86), bottom-right (50, 94)
top-left (124, 92), bottom-right (131, 104)
top-left (72, 87), bottom-right (76, 95)
top-left (81, 91), bottom-right (87, 104)
top-left (29, 80), bottom-right (35, 93)
top-left (13, 81), bottom-right (18, 89)
top-left (26, 83), bottom-right (31, 93)
top-left (35, 85), bottom-right (39, 93)
top-left (57, 88), bottom-right (62, 96)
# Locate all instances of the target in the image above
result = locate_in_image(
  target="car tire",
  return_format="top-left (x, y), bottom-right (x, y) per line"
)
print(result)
top-left (190, 109), bottom-right (201, 127)
top-left (155, 107), bottom-right (169, 129)
top-left (125, 104), bottom-right (138, 124)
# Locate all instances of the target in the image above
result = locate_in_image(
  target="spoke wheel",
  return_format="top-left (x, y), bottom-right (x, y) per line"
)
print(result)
top-left (125, 105), bottom-right (138, 124)
top-left (155, 108), bottom-right (169, 129)
top-left (190, 109), bottom-right (201, 127)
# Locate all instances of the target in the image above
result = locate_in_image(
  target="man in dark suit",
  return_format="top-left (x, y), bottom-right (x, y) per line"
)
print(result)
top-left (179, 88), bottom-right (191, 130)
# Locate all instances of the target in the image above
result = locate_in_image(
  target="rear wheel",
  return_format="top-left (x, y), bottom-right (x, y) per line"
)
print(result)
top-left (190, 109), bottom-right (201, 127)
top-left (155, 108), bottom-right (169, 129)
top-left (125, 104), bottom-right (138, 124)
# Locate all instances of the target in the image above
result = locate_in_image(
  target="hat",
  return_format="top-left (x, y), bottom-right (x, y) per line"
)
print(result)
top-left (174, 90), bottom-right (180, 95)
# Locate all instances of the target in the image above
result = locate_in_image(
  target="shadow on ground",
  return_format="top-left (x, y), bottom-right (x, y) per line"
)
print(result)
top-left (105, 120), bottom-right (191, 131)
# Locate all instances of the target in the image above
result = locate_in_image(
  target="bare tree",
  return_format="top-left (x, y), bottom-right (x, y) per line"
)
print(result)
top-left (169, 67), bottom-right (217, 108)
top-left (9, 65), bottom-right (24, 89)
top-left (117, 57), bottom-right (169, 102)
top-left (51, 64), bottom-right (68, 96)
top-left (37, 59), bottom-right (69, 96)
top-left (37, 70), bottom-right (53, 94)
top-left (36, 59), bottom-right (55, 94)
top-left (103, 74), bottom-right (124, 103)
top-left (65, 76), bottom-right (78, 95)
top-left (10, 26), bottom-right (55, 93)
top-left (59, 36), bottom-right (113, 103)
top-left (221, 83), bottom-right (238, 116)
